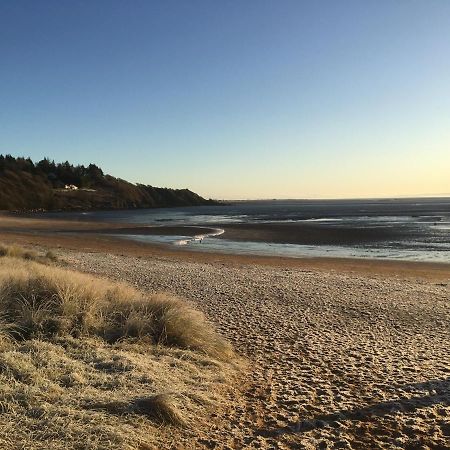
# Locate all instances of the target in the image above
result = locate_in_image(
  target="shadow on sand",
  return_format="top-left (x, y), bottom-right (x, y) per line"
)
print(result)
top-left (257, 377), bottom-right (449, 437)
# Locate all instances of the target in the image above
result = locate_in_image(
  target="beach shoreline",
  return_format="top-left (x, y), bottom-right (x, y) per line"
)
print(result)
top-left (0, 213), bottom-right (449, 281)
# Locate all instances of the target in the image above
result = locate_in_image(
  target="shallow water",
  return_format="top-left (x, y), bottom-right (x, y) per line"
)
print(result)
top-left (44, 198), bottom-right (450, 263)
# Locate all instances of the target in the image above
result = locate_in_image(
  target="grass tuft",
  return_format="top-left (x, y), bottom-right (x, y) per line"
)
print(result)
top-left (133, 394), bottom-right (185, 426)
top-left (44, 250), bottom-right (58, 262)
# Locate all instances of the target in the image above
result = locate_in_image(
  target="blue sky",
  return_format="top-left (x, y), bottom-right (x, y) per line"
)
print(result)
top-left (1, 0), bottom-right (449, 199)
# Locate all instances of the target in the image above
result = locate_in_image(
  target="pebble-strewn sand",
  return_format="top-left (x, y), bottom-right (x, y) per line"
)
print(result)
top-left (65, 251), bottom-right (449, 449)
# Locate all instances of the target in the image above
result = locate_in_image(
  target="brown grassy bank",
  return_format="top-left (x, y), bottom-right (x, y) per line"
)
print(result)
top-left (0, 246), bottom-right (239, 449)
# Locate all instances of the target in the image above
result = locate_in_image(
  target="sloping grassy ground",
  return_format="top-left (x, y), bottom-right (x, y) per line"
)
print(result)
top-left (0, 247), bottom-right (238, 449)
top-left (0, 155), bottom-right (218, 211)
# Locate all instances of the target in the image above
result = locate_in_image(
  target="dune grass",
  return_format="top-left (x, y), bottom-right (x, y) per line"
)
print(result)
top-left (0, 243), bottom-right (58, 264)
top-left (0, 256), bottom-right (232, 358)
top-left (0, 247), bottom-right (238, 449)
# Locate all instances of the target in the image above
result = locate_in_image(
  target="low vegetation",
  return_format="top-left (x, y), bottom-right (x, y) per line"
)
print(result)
top-left (0, 245), bottom-right (237, 449)
top-left (0, 154), bottom-right (219, 211)
top-left (0, 243), bottom-right (58, 264)
top-left (0, 257), bottom-right (231, 357)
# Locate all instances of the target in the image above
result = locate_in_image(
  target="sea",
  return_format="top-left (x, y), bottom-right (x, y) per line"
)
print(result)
top-left (46, 198), bottom-right (450, 263)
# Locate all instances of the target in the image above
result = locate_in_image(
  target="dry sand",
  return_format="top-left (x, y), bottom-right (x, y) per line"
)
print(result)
top-left (58, 248), bottom-right (449, 449)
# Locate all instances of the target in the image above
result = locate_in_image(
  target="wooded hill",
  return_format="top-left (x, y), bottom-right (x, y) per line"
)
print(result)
top-left (0, 155), bottom-right (217, 211)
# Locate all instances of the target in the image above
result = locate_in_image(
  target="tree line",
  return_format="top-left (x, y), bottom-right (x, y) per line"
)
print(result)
top-left (0, 155), bottom-right (105, 189)
top-left (0, 155), bottom-right (217, 211)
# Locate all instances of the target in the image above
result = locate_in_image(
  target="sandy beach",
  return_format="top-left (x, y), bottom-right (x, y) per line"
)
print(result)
top-left (0, 214), bottom-right (448, 448)
top-left (59, 248), bottom-right (448, 449)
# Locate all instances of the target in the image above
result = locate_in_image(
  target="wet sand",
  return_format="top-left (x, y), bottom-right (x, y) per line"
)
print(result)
top-left (81, 225), bottom-right (220, 237)
top-left (69, 222), bottom-right (405, 246)
top-left (1, 213), bottom-right (450, 282)
top-left (217, 222), bottom-right (408, 245)
top-left (3, 211), bottom-right (418, 246)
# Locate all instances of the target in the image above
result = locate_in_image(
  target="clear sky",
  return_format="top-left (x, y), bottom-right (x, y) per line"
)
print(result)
top-left (1, 1), bottom-right (449, 199)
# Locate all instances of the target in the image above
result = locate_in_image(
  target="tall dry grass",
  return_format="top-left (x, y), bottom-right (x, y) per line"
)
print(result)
top-left (0, 243), bottom-right (58, 264)
top-left (0, 256), bottom-right (232, 358)
top-left (0, 249), bottom-right (239, 449)
top-left (0, 334), bottom-right (240, 449)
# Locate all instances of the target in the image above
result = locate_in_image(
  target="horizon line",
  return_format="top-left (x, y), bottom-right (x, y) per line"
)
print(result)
top-left (219, 194), bottom-right (450, 202)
